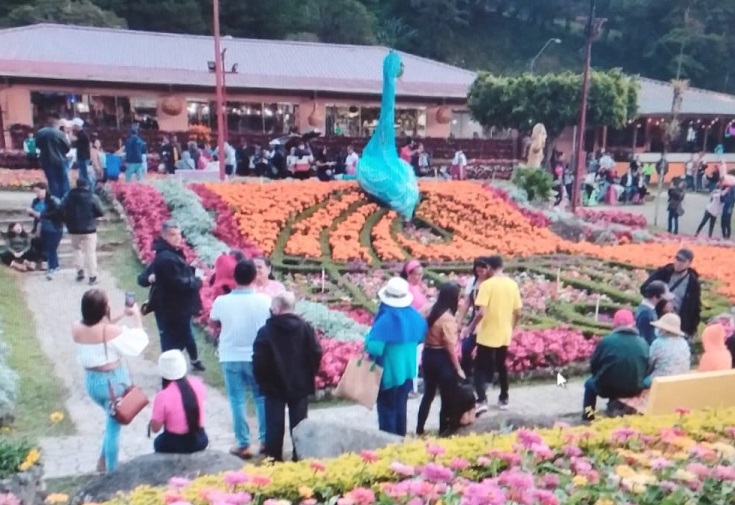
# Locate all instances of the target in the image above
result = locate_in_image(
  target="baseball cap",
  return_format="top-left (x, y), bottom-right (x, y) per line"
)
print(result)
top-left (675, 248), bottom-right (694, 262)
top-left (613, 309), bottom-right (635, 327)
top-left (644, 280), bottom-right (674, 300)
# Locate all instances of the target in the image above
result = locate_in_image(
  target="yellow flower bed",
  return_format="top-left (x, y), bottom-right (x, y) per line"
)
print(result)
top-left (106, 409), bottom-right (735, 505)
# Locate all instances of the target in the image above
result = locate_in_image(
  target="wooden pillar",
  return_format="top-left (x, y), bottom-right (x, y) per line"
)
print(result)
top-left (601, 125), bottom-right (608, 151)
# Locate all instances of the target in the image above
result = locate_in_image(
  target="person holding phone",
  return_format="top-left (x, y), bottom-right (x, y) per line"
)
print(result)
top-left (138, 220), bottom-right (206, 374)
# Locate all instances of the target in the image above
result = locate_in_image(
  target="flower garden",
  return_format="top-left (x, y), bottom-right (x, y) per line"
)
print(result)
top-left (106, 178), bottom-right (735, 390)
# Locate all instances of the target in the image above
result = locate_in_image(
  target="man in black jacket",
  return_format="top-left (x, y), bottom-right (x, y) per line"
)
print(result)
top-left (138, 220), bottom-right (205, 372)
top-left (640, 248), bottom-right (701, 338)
top-left (36, 115), bottom-right (71, 198)
top-left (71, 118), bottom-right (93, 186)
top-left (253, 291), bottom-right (322, 461)
top-left (61, 178), bottom-right (104, 284)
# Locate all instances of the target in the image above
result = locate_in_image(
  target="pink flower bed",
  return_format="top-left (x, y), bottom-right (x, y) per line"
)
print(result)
top-left (330, 304), bottom-right (375, 326)
top-left (577, 207), bottom-right (648, 228)
top-left (316, 335), bottom-right (363, 389)
top-left (189, 183), bottom-right (262, 258)
top-left (508, 328), bottom-right (598, 373)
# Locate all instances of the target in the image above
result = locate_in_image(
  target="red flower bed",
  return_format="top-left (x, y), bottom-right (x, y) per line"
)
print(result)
top-left (330, 304), bottom-right (375, 326)
top-left (577, 208), bottom-right (648, 228)
top-left (508, 328), bottom-right (598, 373)
top-left (189, 183), bottom-right (262, 258)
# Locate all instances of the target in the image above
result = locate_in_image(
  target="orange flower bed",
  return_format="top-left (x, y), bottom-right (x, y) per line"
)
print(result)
top-left (204, 181), bottom-right (350, 254)
top-left (330, 203), bottom-right (377, 263)
top-left (372, 211), bottom-right (405, 261)
top-left (285, 190), bottom-right (361, 258)
top-left (0, 168), bottom-right (78, 189)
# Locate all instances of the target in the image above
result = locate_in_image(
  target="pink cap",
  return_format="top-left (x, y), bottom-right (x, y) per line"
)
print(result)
top-left (404, 259), bottom-right (421, 275)
top-left (613, 309), bottom-right (635, 327)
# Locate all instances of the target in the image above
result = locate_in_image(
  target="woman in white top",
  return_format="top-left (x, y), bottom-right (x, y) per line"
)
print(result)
top-left (73, 289), bottom-right (149, 473)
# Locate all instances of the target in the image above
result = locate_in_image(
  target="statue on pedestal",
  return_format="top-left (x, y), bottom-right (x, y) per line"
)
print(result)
top-left (526, 123), bottom-right (547, 168)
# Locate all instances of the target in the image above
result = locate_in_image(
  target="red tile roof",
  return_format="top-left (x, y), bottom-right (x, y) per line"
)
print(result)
top-left (0, 24), bottom-right (476, 98)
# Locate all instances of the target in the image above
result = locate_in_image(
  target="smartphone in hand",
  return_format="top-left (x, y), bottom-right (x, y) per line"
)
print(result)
top-left (125, 292), bottom-right (136, 308)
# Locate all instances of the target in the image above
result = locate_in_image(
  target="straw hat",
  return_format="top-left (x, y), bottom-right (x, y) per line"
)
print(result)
top-left (651, 313), bottom-right (684, 336)
top-left (378, 277), bottom-right (414, 308)
top-left (158, 350), bottom-right (187, 381)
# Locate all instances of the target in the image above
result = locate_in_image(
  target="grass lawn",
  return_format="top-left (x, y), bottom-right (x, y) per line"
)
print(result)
top-left (0, 268), bottom-right (73, 439)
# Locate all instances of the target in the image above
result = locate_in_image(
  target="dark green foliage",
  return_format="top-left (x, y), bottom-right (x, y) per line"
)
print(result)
top-left (512, 166), bottom-right (554, 202)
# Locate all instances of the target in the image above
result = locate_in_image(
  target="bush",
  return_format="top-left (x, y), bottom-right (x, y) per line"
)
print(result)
top-left (0, 439), bottom-right (33, 479)
top-left (0, 328), bottom-right (18, 425)
top-left (512, 166), bottom-right (553, 202)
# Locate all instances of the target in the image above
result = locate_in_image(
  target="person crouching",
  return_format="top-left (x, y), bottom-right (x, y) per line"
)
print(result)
top-left (253, 291), bottom-right (323, 461)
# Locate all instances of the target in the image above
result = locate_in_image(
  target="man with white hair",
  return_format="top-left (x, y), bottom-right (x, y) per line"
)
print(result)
top-left (253, 291), bottom-right (322, 461)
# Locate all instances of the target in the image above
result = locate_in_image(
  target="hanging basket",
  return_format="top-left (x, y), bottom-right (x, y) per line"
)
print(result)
top-left (160, 96), bottom-right (184, 116)
top-left (436, 106), bottom-right (453, 124)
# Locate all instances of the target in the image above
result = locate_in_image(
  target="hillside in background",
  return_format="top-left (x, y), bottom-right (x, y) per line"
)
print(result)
top-left (1, 0), bottom-right (734, 95)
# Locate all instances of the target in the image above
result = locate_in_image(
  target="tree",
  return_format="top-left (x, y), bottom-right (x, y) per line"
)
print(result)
top-left (300, 0), bottom-right (376, 45)
top-left (6, 0), bottom-right (126, 28)
top-left (95, 0), bottom-right (207, 34)
top-left (467, 69), bottom-right (639, 147)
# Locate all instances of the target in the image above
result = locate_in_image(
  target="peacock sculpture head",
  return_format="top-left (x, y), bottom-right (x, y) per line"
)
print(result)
top-left (383, 51), bottom-right (404, 82)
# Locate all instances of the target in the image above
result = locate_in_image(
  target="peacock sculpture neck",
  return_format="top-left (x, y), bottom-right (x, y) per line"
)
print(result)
top-left (356, 51), bottom-right (419, 220)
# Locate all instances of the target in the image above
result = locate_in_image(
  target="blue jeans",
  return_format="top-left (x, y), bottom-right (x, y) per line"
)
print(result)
top-left (377, 379), bottom-right (412, 436)
top-left (78, 159), bottom-right (96, 187)
top-left (222, 361), bottom-right (265, 448)
top-left (43, 163), bottom-right (70, 199)
top-left (154, 429), bottom-right (208, 454)
top-left (583, 376), bottom-right (598, 420)
top-left (85, 367), bottom-right (130, 472)
top-left (125, 163), bottom-right (145, 182)
top-left (41, 228), bottom-right (63, 271)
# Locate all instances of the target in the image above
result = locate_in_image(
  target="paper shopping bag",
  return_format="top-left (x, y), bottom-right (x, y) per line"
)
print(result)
top-left (335, 356), bottom-right (383, 410)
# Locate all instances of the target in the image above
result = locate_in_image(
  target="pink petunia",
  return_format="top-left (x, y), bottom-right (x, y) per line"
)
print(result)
top-left (389, 462), bottom-right (415, 477)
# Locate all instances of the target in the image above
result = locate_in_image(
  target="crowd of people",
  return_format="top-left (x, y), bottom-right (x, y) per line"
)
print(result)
top-left (583, 247), bottom-right (735, 420)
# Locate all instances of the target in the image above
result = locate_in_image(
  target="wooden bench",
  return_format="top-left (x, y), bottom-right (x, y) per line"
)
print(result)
top-left (622, 370), bottom-right (735, 416)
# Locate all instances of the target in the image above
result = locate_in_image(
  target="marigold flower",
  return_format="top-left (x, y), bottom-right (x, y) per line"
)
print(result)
top-left (49, 411), bottom-right (65, 424)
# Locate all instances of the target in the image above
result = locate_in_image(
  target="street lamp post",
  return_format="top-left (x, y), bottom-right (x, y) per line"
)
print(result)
top-left (212, 0), bottom-right (226, 181)
top-left (571, 0), bottom-right (597, 213)
top-left (529, 38), bottom-right (561, 74)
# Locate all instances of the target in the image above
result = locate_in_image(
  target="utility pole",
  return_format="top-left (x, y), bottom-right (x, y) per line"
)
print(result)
top-left (571, 0), bottom-right (599, 213)
top-left (212, 0), bottom-right (226, 181)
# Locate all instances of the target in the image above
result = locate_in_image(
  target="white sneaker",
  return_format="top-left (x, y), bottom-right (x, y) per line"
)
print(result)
top-left (498, 400), bottom-right (509, 410)
top-left (475, 402), bottom-right (488, 416)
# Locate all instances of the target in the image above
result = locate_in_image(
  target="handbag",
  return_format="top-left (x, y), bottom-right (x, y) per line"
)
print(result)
top-left (103, 325), bottom-right (149, 425)
top-left (141, 278), bottom-right (157, 316)
top-left (335, 356), bottom-right (383, 410)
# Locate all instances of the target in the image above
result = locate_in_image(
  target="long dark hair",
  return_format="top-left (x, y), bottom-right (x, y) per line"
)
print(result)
top-left (162, 377), bottom-right (200, 435)
top-left (427, 282), bottom-right (460, 328)
top-left (6, 222), bottom-right (27, 239)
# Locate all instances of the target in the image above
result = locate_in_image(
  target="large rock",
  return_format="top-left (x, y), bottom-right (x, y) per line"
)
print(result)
top-left (292, 418), bottom-right (402, 459)
top-left (71, 451), bottom-right (243, 505)
top-left (455, 412), bottom-right (583, 437)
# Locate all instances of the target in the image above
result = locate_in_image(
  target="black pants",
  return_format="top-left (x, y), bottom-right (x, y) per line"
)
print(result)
top-left (416, 348), bottom-right (457, 435)
top-left (722, 212), bottom-right (732, 239)
top-left (0, 250), bottom-right (38, 266)
top-left (696, 211), bottom-right (717, 237)
top-left (155, 313), bottom-right (199, 360)
top-left (264, 396), bottom-right (308, 461)
top-left (667, 210), bottom-right (679, 235)
top-left (474, 345), bottom-right (509, 403)
top-left (154, 429), bottom-right (208, 454)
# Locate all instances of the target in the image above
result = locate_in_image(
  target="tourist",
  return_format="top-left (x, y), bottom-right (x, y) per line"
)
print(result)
top-left (582, 310), bottom-right (649, 421)
top-left (667, 177), bottom-right (685, 235)
top-left (698, 324), bottom-right (731, 372)
top-left (721, 181), bottom-right (734, 239)
top-left (635, 280), bottom-right (674, 345)
top-left (159, 136), bottom-right (180, 175)
top-left (465, 255), bottom-right (521, 413)
top-left (1, 223), bottom-right (37, 272)
top-left (456, 257), bottom-right (491, 379)
top-left (35, 116), bottom-right (71, 198)
top-left (314, 146), bottom-right (336, 182)
top-left (640, 248), bottom-right (701, 339)
top-left (61, 178), bottom-right (104, 285)
top-left (72, 289), bottom-right (149, 473)
top-left (654, 298), bottom-right (674, 319)
top-left (344, 144), bottom-right (359, 176)
top-left (685, 155), bottom-right (696, 191)
top-left (121, 126), bottom-right (147, 182)
top-left (71, 118), bottom-right (93, 187)
top-left (416, 282), bottom-right (465, 436)
top-left (24, 132), bottom-right (39, 169)
top-left (450, 148), bottom-right (467, 180)
top-left (29, 182), bottom-right (64, 280)
top-left (400, 140), bottom-right (415, 164)
top-left (253, 257), bottom-right (286, 297)
top-left (253, 291), bottom-right (323, 461)
top-left (90, 137), bottom-right (106, 185)
top-left (209, 259), bottom-right (270, 459)
top-left (137, 221), bottom-right (206, 372)
top-left (645, 313), bottom-right (691, 382)
top-left (695, 181), bottom-right (723, 238)
top-left (366, 277), bottom-right (426, 436)
top-left (215, 141), bottom-right (237, 179)
top-left (209, 249), bottom-right (246, 298)
top-left (400, 259), bottom-right (429, 396)
top-left (149, 350), bottom-right (208, 454)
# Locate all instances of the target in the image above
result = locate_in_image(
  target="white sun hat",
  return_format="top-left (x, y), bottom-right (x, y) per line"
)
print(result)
top-left (651, 313), bottom-right (685, 337)
top-left (158, 350), bottom-right (188, 381)
top-left (377, 277), bottom-right (414, 308)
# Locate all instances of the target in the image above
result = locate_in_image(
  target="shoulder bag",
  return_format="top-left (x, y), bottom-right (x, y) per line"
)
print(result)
top-left (103, 324), bottom-right (149, 425)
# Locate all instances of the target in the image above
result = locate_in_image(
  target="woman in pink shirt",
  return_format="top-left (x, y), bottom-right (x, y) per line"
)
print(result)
top-left (401, 259), bottom-right (429, 395)
top-left (254, 257), bottom-right (286, 297)
top-left (149, 350), bottom-right (208, 454)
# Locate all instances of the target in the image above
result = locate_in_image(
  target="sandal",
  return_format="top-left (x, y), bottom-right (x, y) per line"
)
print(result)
top-left (229, 446), bottom-right (253, 460)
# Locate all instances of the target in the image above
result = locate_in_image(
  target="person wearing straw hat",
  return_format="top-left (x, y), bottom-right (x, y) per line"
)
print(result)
top-left (149, 350), bottom-right (208, 454)
top-left (644, 313), bottom-right (691, 386)
top-left (366, 277), bottom-right (427, 436)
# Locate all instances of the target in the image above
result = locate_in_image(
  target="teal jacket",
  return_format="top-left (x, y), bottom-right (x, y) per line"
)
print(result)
top-left (365, 335), bottom-right (423, 390)
top-left (590, 327), bottom-right (649, 398)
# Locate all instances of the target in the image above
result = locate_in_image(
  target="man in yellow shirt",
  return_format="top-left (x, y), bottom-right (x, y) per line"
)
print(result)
top-left (465, 255), bottom-right (522, 413)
